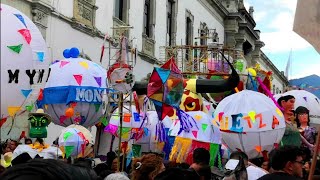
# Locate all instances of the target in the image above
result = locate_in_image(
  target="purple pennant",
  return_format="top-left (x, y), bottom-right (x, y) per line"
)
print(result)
top-left (94, 77), bottom-right (102, 87)
top-left (14, 14), bottom-right (27, 28)
top-left (303, 96), bottom-right (307, 102)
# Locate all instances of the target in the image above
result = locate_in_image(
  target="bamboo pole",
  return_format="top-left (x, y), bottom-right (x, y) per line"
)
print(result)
top-left (308, 126), bottom-right (320, 180)
top-left (117, 93), bottom-right (124, 172)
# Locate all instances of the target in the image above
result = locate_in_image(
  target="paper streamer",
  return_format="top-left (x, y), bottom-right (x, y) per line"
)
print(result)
top-left (256, 77), bottom-right (284, 111)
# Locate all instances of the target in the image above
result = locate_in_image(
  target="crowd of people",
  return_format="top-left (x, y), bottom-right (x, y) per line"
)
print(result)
top-left (0, 145), bottom-right (319, 180)
top-left (0, 95), bottom-right (319, 179)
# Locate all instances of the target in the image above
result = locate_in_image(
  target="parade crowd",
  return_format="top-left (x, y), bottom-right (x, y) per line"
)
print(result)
top-left (0, 96), bottom-right (319, 180)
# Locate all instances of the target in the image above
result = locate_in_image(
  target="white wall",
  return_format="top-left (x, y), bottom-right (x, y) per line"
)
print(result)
top-left (257, 59), bottom-right (285, 94)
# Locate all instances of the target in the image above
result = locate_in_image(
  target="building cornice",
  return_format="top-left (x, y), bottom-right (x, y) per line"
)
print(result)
top-left (260, 51), bottom-right (289, 85)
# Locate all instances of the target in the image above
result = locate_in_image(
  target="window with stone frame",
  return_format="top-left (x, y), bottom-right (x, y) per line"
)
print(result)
top-left (199, 22), bottom-right (208, 46)
top-left (114, 0), bottom-right (129, 23)
top-left (143, 0), bottom-right (155, 38)
top-left (141, 0), bottom-right (156, 58)
top-left (185, 10), bottom-right (194, 61)
top-left (73, 0), bottom-right (97, 28)
top-left (167, 0), bottom-right (177, 46)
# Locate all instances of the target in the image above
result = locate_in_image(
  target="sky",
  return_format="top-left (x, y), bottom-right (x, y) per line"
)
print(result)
top-left (244, 0), bottom-right (320, 80)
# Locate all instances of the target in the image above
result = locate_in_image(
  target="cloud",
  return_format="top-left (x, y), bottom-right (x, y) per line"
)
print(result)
top-left (254, 11), bottom-right (267, 22)
top-left (261, 31), bottom-right (312, 53)
top-left (268, 12), bottom-right (294, 31)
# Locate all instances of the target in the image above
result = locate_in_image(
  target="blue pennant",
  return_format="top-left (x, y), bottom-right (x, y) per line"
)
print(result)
top-left (36, 52), bottom-right (45, 62)
top-left (14, 14), bottom-right (27, 28)
top-left (21, 89), bottom-right (32, 98)
top-left (155, 67), bottom-right (171, 83)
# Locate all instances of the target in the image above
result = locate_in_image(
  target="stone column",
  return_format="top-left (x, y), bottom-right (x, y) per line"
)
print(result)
top-left (31, 0), bottom-right (52, 40)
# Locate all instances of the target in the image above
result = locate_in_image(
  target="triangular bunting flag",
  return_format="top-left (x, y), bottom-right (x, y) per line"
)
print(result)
top-left (248, 111), bottom-right (256, 122)
top-left (94, 77), bottom-right (102, 87)
top-left (14, 14), bottom-right (27, 27)
top-left (255, 145), bottom-right (262, 153)
top-left (155, 67), bottom-right (171, 83)
top-left (7, 44), bottom-right (23, 54)
top-left (63, 132), bottom-right (73, 141)
top-left (192, 130), bottom-right (198, 138)
top-left (73, 75), bottom-right (83, 85)
top-left (303, 97), bottom-right (307, 102)
top-left (0, 117), bottom-right (8, 128)
top-left (79, 61), bottom-right (89, 69)
top-left (60, 115), bottom-right (67, 124)
top-left (18, 29), bottom-right (31, 44)
top-left (25, 104), bottom-right (34, 112)
top-left (94, 104), bottom-right (100, 112)
top-left (60, 61), bottom-right (70, 68)
top-left (101, 117), bottom-right (108, 126)
top-left (206, 105), bottom-right (211, 111)
top-left (7, 106), bottom-right (21, 117)
top-left (202, 123), bottom-right (208, 132)
top-left (65, 146), bottom-right (75, 158)
top-left (21, 89), bottom-right (32, 98)
top-left (36, 52), bottom-right (44, 62)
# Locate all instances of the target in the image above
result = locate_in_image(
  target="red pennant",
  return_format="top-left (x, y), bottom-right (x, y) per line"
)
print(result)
top-left (192, 131), bottom-right (198, 138)
top-left (73, 75), bottom-right (83, 85)
top-left (274, 143), bottom-right (279, 149)
top-left (59, 115), bottom-right (67, 124)
top-left (0, 117), bottom-right (8, 128)
top-left (206, 105), bottom-right (211, 111)
top-left (38, 89), bottom-right (43, 101)
top-left (18, 29), bottom-right (31, 44)
top-left (19, 131), bottom-right (26, 139)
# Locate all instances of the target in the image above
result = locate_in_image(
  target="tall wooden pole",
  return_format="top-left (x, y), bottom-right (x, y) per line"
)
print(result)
top-left (308, 127), bottom-right (320, 180)
top-left (117, 92), bottom-right (124, 172)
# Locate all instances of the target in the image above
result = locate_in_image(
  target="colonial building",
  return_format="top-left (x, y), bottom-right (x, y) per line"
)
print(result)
top-left (2, 0), bottom-right (288, 147)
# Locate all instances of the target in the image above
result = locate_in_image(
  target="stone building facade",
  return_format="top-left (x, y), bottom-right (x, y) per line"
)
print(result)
top-left (2, 0), bottom-right (288, 146)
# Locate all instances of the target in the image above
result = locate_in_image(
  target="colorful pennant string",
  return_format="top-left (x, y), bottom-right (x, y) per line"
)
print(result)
top-left (18, 29), bottom-right (31, 44)
top-left (14, 14), bottom-right (27, 27)
top-left (73, 75), bottom-right (83, 85)
top-left (7, 44), bottom-right (23, 54)
top-left (36, 52), bottom-right (44, 62)
top-left (21, 89), bottom-right (32, 98)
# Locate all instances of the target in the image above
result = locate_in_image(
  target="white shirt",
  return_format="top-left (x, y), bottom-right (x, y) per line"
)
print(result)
top-left (246, 165), bottom-right (267, 180)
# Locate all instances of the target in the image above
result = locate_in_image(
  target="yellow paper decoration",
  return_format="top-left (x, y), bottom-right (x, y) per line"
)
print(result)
top-left (195, 114), bottom-right (202, 121)
top-left (169, 137), bottom-right (192, 163)
top-left (44, 104), bottom-right (48, 110)
top-left (7, 106), bottom-right (21, 117)
top-left (276, 108), bottom-right (283, 117)
top-left (156, 142), bottom-right (165, 151)
top-left (248, 111), bottom-right (256, 123)
top-left (78, 61), bottom-right (89, 69)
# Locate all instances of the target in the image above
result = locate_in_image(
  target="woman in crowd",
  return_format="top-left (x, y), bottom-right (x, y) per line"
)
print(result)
top-left (131, 153), bottom-right (165, 180)
top-left (295, 106), bottom-right (316, 151)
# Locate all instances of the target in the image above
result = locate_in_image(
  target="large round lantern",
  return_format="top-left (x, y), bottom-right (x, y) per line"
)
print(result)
top-left (40, 49), bottom-right (107, 127)
top-left (1, 4), bottom-right (49, 137)
top-left (214, 90), bottom-right (286, 159)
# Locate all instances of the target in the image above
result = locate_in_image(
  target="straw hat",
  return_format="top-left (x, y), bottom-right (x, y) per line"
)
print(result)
top-left (1, 152), bottom-right (13, 168)
top-left (28, 109), bottom-right (52, 124)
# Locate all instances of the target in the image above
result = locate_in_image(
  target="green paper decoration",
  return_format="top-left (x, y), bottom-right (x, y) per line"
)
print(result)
top-left (202, 123), bottom-right (208, 132)
top-left (7, 44), bottom-right (23, 54)
top-left (209, 143), bottom-right (219, 167)
top-left (63, 132), bottom-right (73, 141)
top-left (25, 104), bottom-right (33, 112)
top-left (235, 60), bottom-right (244, 72)
top-left (101, 117), bottom-right (108, 126)
top-left (65, 146), bottom-right (75, 158)
top-left (132, 144), bottom-right (141, 157)
top-left (94, 104), bottom-right (100, 112)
